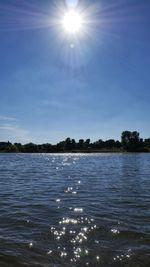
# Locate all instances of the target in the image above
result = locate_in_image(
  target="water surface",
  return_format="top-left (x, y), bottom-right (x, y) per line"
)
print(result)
top-left (0, 153), bottom-right (150, 267)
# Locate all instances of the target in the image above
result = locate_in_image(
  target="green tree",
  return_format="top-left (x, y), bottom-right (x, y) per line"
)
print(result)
top-left (65, 138), bottom-right (72, 150)
top-left (93, 139), bottom-right (104, 149)
top-left (115, 140), bottom-right (122, 148)
top-left (105, 139), bottom-right (116, 148)
top-left (71, 139), bottom-right (76, 150)
top-left (23, 143), bottom-right (38, 153)
top-left (14, 143), bottom-right (23, 152)
top-left (85, 139), bottom-right (90, 148)
top-left (121, 131), bottom-right (140, 151)
top-left (8, 144), bottom-right (18, 152)
top-left (144, 138), bottom-right (150, 147)
top-left (78, 139), bottom-right (84, 149)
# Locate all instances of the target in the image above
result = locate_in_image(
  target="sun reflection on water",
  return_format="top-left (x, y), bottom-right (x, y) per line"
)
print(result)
top-left (22, 154), bottom-right (136, 266)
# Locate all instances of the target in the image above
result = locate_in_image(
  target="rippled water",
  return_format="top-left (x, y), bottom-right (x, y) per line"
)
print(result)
top-left (0, 153), bottom-right (150, 267)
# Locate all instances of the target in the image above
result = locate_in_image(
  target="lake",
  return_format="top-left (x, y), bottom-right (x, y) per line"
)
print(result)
top-left (0, 153), bottom-right (149, 267)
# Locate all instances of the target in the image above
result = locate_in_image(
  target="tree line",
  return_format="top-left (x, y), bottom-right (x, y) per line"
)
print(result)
top-left (0, 131), bottom-right (150, 153)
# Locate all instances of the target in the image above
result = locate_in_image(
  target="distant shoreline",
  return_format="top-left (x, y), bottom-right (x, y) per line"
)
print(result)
top-left (0, 150), bottom-right (150, 154)
top-left (0, 131), bottom-right (150, 153)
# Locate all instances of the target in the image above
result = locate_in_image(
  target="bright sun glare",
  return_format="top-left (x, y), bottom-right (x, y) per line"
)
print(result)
top-left (62, 10), bottom-right (83, 34)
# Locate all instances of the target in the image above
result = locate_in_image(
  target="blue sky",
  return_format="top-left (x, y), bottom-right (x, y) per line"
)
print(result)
top-left (0, 0), bottom-right (150, 144)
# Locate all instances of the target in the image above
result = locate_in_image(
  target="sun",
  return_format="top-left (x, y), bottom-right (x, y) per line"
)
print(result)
top-left (62, 10), bottom-right (83, 34)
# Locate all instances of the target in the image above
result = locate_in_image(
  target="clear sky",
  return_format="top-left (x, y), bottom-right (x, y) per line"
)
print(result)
top-left (0, 0), bottom-right (150, 144)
